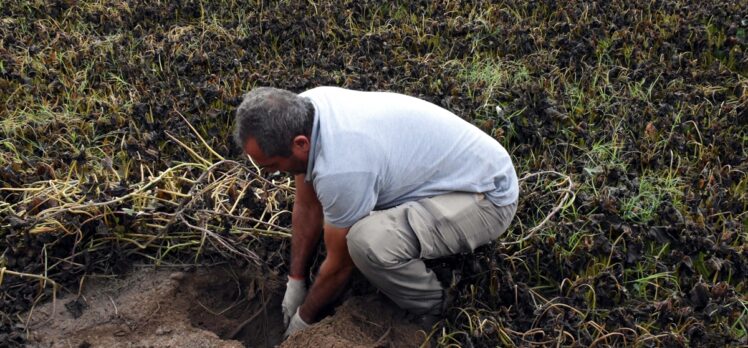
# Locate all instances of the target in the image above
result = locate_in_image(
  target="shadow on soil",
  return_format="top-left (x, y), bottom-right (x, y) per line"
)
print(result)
top-left (185, 267), bottom-right (285, 347)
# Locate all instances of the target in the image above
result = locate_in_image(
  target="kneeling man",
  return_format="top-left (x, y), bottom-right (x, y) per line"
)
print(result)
top-left (233, 87), bottom-right (518, 338)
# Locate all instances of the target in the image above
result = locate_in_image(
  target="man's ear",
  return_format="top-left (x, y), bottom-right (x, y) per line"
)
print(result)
top-left (292, 135), bottom-right (310, 153)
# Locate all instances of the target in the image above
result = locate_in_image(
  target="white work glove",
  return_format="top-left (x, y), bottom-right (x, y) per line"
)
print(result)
top-left (283, 307), bottom-right (310, 339)
top-left (282, 277), bottom-right (307, 326)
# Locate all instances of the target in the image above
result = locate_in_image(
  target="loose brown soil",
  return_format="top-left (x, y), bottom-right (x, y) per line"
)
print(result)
top-left (24, 266), bottom-right (423, 348)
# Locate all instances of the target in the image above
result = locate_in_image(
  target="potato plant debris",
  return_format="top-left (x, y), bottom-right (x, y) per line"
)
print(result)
top-left (1, 1), bottom-right (747, 347)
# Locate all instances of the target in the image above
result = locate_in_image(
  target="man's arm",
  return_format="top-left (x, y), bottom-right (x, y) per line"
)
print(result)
top-left (298, 223), bottom-right (355, 323)
top-left (289, 174), bottom-right (323, 279)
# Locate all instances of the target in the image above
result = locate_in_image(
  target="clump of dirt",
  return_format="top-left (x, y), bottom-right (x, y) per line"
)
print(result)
top-left (24, 265), bottom-right (423, 348)
top-left (281, 296), bottom-right (425, 348)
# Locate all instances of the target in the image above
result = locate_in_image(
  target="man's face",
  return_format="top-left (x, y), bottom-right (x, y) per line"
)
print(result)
top-left (243, 137), bottom-right (309, 175)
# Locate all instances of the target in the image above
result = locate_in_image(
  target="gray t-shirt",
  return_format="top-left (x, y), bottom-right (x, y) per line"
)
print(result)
top-left (300, 87), bottom-right (519, 228)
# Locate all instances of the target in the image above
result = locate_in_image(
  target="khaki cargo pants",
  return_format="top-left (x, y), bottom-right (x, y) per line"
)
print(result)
top-left (346, 192), bottom-right (517, 316)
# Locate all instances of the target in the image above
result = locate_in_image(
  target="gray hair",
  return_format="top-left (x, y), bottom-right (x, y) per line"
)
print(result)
top-left (233, 87), bottom-right (314, 157)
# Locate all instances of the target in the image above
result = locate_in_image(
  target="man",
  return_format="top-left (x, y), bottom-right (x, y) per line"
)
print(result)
top-left (233, 86), bottom-right (518, 338)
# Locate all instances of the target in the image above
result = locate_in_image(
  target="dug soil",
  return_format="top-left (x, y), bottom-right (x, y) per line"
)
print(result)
top-left (24, 265), bottom-right (423, 348)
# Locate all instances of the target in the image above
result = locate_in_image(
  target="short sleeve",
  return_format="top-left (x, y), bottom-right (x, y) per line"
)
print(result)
top-left (314, 172), bottom-right (378, 228)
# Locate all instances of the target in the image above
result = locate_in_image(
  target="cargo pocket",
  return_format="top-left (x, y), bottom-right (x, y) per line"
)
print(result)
top-left (406, 195), bottom-right (476, 260)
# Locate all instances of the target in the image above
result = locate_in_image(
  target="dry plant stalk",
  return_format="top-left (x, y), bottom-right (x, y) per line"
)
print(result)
top-left (503, 170), bottom-right (575, 246)
top-left (0, 111), bottom-right (294, 305)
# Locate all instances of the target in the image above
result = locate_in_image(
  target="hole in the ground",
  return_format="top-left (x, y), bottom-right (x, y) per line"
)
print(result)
top-left (185, 267), bottom-right (285, 347)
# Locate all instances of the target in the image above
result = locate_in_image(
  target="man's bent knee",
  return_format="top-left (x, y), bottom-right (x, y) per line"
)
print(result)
top-left (346, 214), bottom-right (391, 269)
top-left (346, 221), bottom-right (369, 267)
top-left (346, 211), bottom-right (419, 270)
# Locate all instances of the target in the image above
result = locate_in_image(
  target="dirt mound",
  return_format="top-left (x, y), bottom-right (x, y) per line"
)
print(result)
top-left (281, 296), bottom-right (424, 348)
top-left (24, 266), bottom-right (423, 348)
